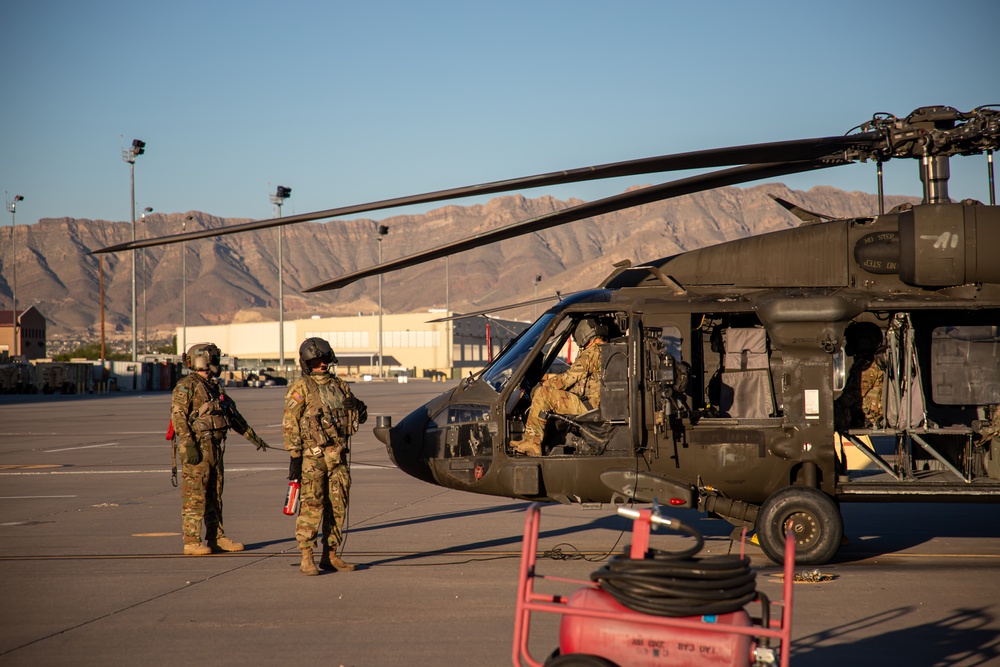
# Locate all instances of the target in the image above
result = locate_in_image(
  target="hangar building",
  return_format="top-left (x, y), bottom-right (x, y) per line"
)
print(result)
top-left (176, 310), bottom-right (530, 379)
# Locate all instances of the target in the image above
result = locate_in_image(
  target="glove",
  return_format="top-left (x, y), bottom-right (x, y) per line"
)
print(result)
top-left (288, 456), bottom-right (303, 481)
top-left (185, 443), bottom-right (202, 465)
top-left (244, 426), bottom-right (270, 451)
top-left (356, 399), bottom-right (368, 425)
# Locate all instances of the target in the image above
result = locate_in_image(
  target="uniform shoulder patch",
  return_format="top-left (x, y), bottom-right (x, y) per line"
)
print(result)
top-left (291, 391), bottom-right (304, 403)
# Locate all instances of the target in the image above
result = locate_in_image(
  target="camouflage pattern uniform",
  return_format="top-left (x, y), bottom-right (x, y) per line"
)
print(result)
top-left (975, 406), bottom-right (1000, 480)
top-left (835, 352), bottom-right (886, 432)
top-left (171, 373), bottom-right (232, 547)
top-left (979, 407), bottom-right (1000, 444)
top-left (860, 356), bottom-right (885, 427)
top-left (283, 373), bottom-right (361, 554)
top-left (517, 341), bottom-right (604, 453)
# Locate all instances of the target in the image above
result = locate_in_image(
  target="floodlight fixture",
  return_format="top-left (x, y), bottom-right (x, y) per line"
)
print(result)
top-left (269, 186), bottom-right (293, 369)
top-left (123, 138), bottom-right (147, 364)
top-left (377, 225), bottom-right (390, 377)
top-left (6, 194), bottom-right (25, 356)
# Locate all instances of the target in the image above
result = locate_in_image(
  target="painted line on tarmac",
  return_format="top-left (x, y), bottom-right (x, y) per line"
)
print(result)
top-left (0, 464), bottom-right (63, 470)
top-left (45, 442), bottom-right (119, 453)
top-left (0, 463), bottom-right (388, 476)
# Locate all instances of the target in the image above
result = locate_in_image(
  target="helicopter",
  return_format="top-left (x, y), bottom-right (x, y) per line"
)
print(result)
top-left (95, 105), bottom-right (1000, 565)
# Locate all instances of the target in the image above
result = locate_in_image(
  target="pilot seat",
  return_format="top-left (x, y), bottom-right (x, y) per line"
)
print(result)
top-left (543, 339), bottom-right (631, 456)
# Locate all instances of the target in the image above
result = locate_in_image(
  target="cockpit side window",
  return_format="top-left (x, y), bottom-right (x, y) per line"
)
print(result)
top-left (505, 310), bottom-right (630, 457)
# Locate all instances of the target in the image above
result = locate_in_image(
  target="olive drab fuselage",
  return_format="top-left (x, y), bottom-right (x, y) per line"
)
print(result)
top-left (374, 200), bottom-right (1000, 555)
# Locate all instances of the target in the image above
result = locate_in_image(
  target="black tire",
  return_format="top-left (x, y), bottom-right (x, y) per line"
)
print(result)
top-left (756, 485), bottom-right (843, 565)
top-left (545, 654), bottom-right (619, 667)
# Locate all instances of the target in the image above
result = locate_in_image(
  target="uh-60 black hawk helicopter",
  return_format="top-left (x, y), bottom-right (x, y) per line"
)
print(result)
top-left (97, 105), bottom-right (1000, 564)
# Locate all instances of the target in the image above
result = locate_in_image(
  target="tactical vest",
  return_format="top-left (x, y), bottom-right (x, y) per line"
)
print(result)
top-left (190, 377), bottom-right (228, 440)
top-left (299, 375), bottom-right (359, 449)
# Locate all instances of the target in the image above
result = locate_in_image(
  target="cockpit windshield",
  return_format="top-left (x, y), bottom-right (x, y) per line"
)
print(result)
top-left (481, 313), bottom-right (557, 392)
top-left (478, 290), bottom-right (614, 393)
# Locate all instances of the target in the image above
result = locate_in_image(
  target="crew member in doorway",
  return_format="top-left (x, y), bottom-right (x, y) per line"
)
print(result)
top-left (511, 319), bottom-right (606, 456)
top-left (284, 337), bottom-right (367, 575)
top-left (835, 321), bottom-right (886, 434)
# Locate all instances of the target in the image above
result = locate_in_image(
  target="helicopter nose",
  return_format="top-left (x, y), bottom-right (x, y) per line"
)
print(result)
top-left (374, 411), bottom-right (436, 485)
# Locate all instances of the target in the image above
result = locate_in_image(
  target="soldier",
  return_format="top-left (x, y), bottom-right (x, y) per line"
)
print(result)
top-left (511, 318), bottom-right (606, 456)
top-left (284, 337), bottom-right (367, 575)
top-left (860, 352), bottom-right (886, 428)
top-left (834, 321), bottom-right (884, 431)
top-left (171, 342), bottom-right (269, 556)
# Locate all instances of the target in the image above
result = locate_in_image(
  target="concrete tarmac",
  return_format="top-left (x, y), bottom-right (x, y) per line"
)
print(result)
top-left (1, 381), bottom-right (999, 666)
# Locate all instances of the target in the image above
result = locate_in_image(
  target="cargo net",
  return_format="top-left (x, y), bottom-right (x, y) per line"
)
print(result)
top-left (590, 520), bottom-right (759, 617)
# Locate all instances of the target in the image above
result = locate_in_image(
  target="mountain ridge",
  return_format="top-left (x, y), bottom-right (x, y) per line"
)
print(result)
top-left (0, 184), bottom-right (917, 339)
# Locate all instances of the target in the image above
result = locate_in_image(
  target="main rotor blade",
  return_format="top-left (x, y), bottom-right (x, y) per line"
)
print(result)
top-left (90, 133), bottom-right (875, 255)
top-left (426, 293), bottom-right (568, 323)
top-left (767, 193), bottom-right (835, 223)
top-left (304, 159), bottom-right (839, 293)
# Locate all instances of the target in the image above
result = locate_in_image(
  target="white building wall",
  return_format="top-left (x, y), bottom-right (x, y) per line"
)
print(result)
top-left (176, 311), bottom-right (530, 376)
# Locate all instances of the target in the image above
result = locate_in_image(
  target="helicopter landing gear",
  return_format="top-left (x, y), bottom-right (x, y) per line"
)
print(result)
top-left (756, 486), bottom-right (843, 565)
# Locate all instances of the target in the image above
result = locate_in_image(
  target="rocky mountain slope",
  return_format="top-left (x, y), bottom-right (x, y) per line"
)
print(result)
top-left (1, 184), bottom-right (915, 337)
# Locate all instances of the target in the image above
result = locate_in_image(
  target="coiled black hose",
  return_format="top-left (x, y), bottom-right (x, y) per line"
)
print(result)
top-left (590, 519), bottom-right (757, 617)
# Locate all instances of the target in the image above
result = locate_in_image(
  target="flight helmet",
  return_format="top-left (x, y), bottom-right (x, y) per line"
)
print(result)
top-left (844, 322), bottom-right (883, 357)
top-left (573, 318), bottom-right (608, 349)
top-left (186, 342), bottom-right (222, 376)
top-left (299, 337), bottom-right (338, 374)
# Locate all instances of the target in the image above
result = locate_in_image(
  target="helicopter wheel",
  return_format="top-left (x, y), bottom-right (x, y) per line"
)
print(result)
top-left (544, 652), bottom-right (619, 667)
top-left (756, 486), bottom-right (843, 565)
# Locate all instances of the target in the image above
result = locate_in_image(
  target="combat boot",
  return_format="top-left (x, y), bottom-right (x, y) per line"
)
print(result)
top-left (209, 536), bottom-right (244, 553)
top-left (510, 439), bottom-right (542, 457)
top-left (299, 548), bottom-right (319, 576)
top-left (183, 541), bottom-right (211, 556)
top-left (320, 545), bottom-right (356, 572)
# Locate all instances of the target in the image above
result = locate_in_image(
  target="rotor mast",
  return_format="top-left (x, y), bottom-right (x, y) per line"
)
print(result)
top-left (912, 108), bottom-right (957, 205)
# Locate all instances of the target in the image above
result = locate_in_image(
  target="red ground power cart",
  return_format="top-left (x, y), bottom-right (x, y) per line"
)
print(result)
top-left (513, 503), bottom-right (795, 667)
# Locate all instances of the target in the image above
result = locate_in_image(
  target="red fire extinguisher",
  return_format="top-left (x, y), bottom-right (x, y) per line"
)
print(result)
top-left (283, 481), bottom-right (301, 515)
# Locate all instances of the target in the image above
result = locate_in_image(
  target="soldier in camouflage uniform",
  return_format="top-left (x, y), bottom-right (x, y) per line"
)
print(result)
top-left (171, 343), bottom-right (267, 556)
top-left (860, 355), bottom-right (885, 427)
top-left (284, 337), bottom-right (367, 575)
top-left (835, 321), bottom-right (885, 431)
top-left (511, 319), bottom-right (606, 456)
top-left (974, 406), bottom-right (1000, 480)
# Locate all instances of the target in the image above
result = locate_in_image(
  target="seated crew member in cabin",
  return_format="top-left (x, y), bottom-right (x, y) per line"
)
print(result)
top-left (511, 319), bottom-right (606, 457)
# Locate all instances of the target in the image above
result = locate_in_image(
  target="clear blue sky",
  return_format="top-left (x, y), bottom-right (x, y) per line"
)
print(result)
top-left (1, 0), bottom-right (997, 229)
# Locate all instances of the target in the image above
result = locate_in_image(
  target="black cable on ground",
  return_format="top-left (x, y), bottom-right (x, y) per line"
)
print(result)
top-left (590, 518), bottom-right (757, 617)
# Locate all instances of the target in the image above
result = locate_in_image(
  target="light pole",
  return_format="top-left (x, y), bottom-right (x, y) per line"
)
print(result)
top-left (533, 275), bottom-right (541, 319)
top-left (445, 255), bottom-right (450, 376)
top-left (122, 138), bottom-right (146, 362)
top-left (140, 207), bottom-right (152, 354)
top-left (183, 216), bottom-right (192, 356)
top-left (5, 194), bottom-right (24, 357)
top-left (377, 224), bottom-right (389, 378)
top-left (270, 186), bottom-right (291, 370)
